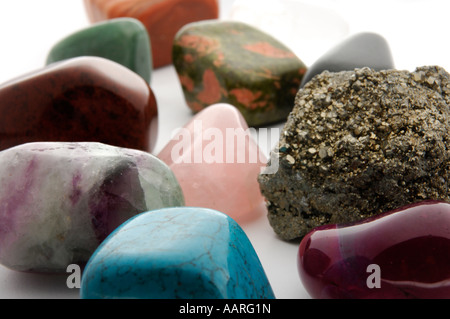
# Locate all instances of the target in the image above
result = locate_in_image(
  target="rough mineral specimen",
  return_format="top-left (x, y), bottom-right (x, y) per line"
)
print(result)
top-left (258, 66), bottom-right (450, 240)
top-left (0, 56), bottom-right (158, 153)
top-left (46, 18), bottom-right (153, 83)
top-left (81, 207), bottom-right (275, 299)
top-left (173, 20), bottom-right (307, 127)
top-left (83, 0), bottom-right (219, 68)
top-left (157, 103), bottom-right (267, 224)
top-left (0, 142), bottom-right (184, 273)
top-left (298, 200), bottom-right (450, 299)
top-left (300, 32), bottom-right (395, 88)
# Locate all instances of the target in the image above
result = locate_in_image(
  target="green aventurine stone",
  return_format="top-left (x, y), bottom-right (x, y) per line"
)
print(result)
top-left (46, 18), bottom-right (152, 83)
top-left (173, 20), bottom-right (307, 127)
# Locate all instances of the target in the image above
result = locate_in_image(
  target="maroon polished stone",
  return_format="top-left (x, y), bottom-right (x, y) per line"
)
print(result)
top-left (0, 56), bottom-right (158, 152)
top-left (298, 200), bottom-right (450, 299)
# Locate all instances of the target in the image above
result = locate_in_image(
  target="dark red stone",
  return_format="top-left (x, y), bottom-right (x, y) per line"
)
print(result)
top-left (0, 56), bottom-right (158, 152)
top-left (298, 200), bottom-right (450, 299)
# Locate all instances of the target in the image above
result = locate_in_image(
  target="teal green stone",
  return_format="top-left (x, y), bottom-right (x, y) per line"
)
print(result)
top-left (46, 18), bottom-right (152, 83)
top-left (80, 207), bottom-right (275, 299)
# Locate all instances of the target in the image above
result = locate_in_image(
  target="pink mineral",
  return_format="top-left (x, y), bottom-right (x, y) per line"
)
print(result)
top-left (158, 103), bottom-right (268, 224)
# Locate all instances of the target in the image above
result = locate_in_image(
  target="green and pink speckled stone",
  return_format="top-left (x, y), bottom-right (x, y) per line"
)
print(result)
top-left (173, 20), bottom-right (307, 127)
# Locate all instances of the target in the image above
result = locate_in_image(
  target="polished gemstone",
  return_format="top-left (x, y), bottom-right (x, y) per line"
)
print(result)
top-left (0, 142), bottom-right (184, 273)
top-left (298, 200), bottom-right (450, 299)
top-left (0, 56), bottom-right (158, 153)
top-left (157, 103), bottom-right (267, 224)
top-left (173, 20), bottom-right (307, 127)
top-left (81, 207), bottom-right (275, 299)
top-left (46, 18), bottom-right (153, 83)
top-left (83, 0), bottom-right (219, 68)
top-left (300, 32), bottom-right (395, 87)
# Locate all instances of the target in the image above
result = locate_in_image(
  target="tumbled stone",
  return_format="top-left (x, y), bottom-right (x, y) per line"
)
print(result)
top-left (300, 32), bottom-right (395, 87)
top-left (259, 66), bottom-right (450, 240)
top-left (0, 56), bottom-right (158, 153)
top-left (46, 18), bottom-right (153, 83)
top-left (158, 103), bottom-right (267, 224)
top-left (81, 207), bottom-right (275, 299)
top-left (83, 0), bottom-right (219, 68)
top-left (298, 200), bottom-right (450, 299)
top-left (173, 20), bottom-right (307, 127)
top-left (0, 142), bottom-right (184, 273)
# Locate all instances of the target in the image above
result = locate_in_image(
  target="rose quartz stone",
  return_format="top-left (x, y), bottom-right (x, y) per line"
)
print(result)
top-left (158, 103), bottom-right (267, 224)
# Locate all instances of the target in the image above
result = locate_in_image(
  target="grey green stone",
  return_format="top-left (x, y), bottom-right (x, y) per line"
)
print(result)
top-left (300, 32), bottom-right (394, 88)
top-left (46, 18), bottom-right (152, 83)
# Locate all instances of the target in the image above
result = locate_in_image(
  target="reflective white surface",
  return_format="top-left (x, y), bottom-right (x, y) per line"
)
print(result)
top-left (0, 0), bottom-right (449, 299)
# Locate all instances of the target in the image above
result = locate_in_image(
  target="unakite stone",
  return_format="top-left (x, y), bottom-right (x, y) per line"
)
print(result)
top-left (173, 20), bottom-right (307, 127)
top-left (81, 207), bottom-right (275, 299)
top-left (300, 32), bottom-right (394, 88)
top-left (46, 18), bottom-right (152, 83)
top-left (0, 142), bottom-right (184, 273)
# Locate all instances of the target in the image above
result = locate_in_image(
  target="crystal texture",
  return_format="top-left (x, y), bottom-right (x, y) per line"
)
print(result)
top-left (173, 20), bottom-right (307, 127)
top-left (157, 103), bottom-right (267, 224)
top-left (0, 142), bottom-right (184, 273)
top-left (0, 56), bottom-right (158, 152)
top-left (46, 18), bottom-right (153, 83)
top-left (81, 207), bottom-right (275, 299)
top-left (259, 66), bottom-right (450, 241)
top-left (298, 200), bottom-right (450, 299)
top-left (83, 0), bottom-right (219, 68)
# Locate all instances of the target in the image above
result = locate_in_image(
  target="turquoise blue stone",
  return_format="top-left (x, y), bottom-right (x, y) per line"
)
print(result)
top-left (80, 207), bottom-right (275, 299)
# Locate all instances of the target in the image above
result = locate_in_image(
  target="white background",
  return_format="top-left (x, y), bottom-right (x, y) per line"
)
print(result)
top-left (0, 0), bottom-right (449, 299)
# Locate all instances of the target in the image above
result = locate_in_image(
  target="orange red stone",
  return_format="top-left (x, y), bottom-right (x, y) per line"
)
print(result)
top-left (83, 0), bottom-right (219, 68)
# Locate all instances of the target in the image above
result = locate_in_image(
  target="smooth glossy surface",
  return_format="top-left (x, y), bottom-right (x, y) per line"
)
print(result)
top-left (173, 20), bottom-right (307, 127)
top-left (157, 103), bottom-right (267, 224)
top-left (81, 207), bottom-right (275, 299)
top-left (300, 32), bottom-right (395, 87)
top-left (0, 142), bottom-right (184, 273)
top-left (46, 18), bottom-right (153, 83)
top-left (83, 0), bottom-right (219, 68)
top-left (0, 56), bottom-right (158, 152)
top-left (298, 200), bottom-right (450, 299)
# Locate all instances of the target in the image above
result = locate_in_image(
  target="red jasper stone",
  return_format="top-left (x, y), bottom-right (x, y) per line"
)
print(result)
top-left (298, 200), bottom-right (450, 299)
top-left (0, 56), bottom-right (158, 152)
top-left (83, 0), bottom-right (219, 68)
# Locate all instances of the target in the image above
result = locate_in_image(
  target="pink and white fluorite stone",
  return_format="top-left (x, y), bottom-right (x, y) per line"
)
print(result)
top-left (158, 103), bottom-right (268, 224)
